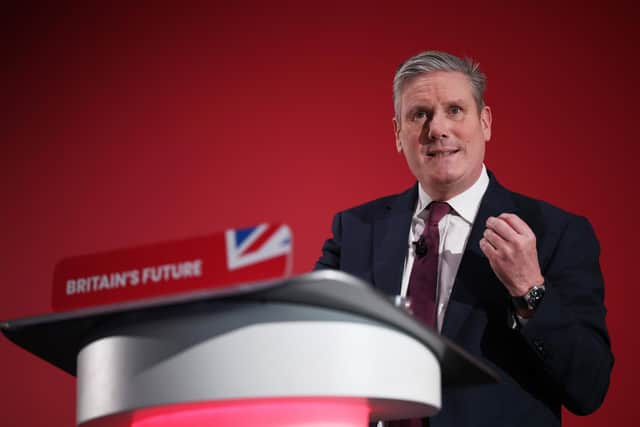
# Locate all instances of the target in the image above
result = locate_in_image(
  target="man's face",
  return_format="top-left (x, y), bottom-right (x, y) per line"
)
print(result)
top-left (393, 71), bottom-right (492, 200)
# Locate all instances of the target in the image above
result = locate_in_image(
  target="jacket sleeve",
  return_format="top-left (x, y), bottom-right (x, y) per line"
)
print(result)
top-left (519, 215), bottom-right (614, 415)
top-left (314, 212), bottom-right (343, 270)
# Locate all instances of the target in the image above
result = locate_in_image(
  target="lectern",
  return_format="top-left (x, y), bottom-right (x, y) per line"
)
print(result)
top-left (2, 270), bottom-right (498, 426)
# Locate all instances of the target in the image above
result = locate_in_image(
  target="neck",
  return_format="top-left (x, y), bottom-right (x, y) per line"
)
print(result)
top-left (420, 169), bottom-right (484, 202)
top-left (422, 183), bottom-right (467, 202)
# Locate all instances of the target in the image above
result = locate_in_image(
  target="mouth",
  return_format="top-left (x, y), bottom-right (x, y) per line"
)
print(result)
top-left (426, 148), bottom-right (461, 158)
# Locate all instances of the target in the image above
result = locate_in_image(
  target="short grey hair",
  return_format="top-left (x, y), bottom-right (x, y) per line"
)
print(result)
top-left (393, 50), bottom-right (486, 121)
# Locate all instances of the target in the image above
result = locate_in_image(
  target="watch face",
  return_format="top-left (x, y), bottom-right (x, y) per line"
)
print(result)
top-left (526, 286), bottom-right (545, 309)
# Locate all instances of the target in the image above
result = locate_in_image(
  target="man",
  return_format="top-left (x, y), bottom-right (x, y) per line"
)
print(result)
top-left (315, 51), bottom-right (613, 426)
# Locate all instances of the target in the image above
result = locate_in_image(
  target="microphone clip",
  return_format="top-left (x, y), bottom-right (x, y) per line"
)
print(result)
top-left (413, 236), bottom-right (427, 257)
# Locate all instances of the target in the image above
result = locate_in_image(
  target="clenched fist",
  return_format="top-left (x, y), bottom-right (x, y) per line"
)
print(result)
top-left (479, 213), bottom-right (544, 298)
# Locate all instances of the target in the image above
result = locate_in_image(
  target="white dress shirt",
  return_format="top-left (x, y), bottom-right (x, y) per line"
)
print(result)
top-left (400, 165), bottom-right (489, 332)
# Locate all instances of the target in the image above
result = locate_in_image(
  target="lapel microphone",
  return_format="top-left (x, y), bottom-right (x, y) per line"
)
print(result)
top-left (413, 235), bottom-right (427, 257)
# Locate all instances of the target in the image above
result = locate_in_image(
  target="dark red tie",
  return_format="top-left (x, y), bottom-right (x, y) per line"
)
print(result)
top-left (388, 202), bottom-right (450, 427)
top-left (408, 201), bottom-right (450, 329)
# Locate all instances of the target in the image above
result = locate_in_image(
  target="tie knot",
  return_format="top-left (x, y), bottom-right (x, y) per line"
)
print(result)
top-left (427, 202), bottom-right (450, 226)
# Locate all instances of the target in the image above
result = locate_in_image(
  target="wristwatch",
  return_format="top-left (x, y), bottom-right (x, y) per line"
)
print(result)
top-left (512, 283), bottom-right (546, 311)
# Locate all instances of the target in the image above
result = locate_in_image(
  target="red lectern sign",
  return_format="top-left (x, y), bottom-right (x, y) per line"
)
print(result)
top-left (80, 398), bottom-right (369, 427)
top-left (52, 223), bottom-right (292, 311)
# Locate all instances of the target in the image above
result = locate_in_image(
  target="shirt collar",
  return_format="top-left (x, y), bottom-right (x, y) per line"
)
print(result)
top-left (416, 164), bottom-right (490, 224)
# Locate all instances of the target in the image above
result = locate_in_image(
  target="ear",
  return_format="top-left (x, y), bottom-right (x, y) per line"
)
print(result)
top-left (392, 117), bottom-right (402, 152)
top-left (480, 106), bottom-right (492, 142)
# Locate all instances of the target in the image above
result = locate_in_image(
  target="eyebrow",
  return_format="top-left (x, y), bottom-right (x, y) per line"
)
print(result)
top-left (444, 99), bottom-right (467, 106)
top-left (405, 104), bottom-right (432, 115)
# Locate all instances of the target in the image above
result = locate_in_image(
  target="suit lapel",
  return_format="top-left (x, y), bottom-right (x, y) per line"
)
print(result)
top-left (372, 184), bottom-right (417, 297)
top-left (441, 174), bottom-right (518, 339)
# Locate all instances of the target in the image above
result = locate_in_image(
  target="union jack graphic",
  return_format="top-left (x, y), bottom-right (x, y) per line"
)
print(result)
top-left (225, 223), bottom-right (293, 273)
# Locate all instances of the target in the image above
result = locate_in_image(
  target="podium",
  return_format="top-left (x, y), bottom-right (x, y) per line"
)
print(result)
top-left (2, 270), bottom-right (498, 426)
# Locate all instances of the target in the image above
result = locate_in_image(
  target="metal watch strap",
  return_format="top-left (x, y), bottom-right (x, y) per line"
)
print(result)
top-left (512, 283), bottom-right (546, 311)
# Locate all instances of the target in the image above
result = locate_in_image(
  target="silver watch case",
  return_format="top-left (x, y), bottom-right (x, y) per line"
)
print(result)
top-left (513, 284), bottom-right (546, 311)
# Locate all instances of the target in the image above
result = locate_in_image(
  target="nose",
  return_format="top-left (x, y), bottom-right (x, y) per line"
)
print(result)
top-left (426, 111), bottom-right (449, 141)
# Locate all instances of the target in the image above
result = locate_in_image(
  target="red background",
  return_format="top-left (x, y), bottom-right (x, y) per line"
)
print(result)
top-left (1, 1), bottom-right (637, 425)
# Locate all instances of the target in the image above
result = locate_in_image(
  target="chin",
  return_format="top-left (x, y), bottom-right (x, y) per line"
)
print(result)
top-left (421, 171), bottom-right (466, 195)
top-left (428, 171), bottom-right (462, 186)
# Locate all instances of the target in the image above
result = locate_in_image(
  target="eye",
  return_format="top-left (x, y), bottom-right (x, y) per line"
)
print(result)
top-left (449, 105), bottom-right (462, 115)
top-left (413, 110), bottom-right (429, 121)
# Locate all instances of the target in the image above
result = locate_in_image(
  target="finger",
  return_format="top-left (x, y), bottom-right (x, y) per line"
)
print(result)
top-left (482, 227), bottom-right (507, 252)
top-left (480, 237), bottom-right (503, 265)
top-left (486, 216), bottom-right (519, 243)
top-left (479, 237), bottom-right (498, 258)
top-left (498, 213), bottom-right (534, 237)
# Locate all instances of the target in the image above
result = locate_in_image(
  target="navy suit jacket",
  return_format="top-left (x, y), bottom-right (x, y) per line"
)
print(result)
top-left (315, 173), bottom-right (613, 426)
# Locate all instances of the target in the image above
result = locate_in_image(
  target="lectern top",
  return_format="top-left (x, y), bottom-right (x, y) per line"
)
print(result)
top-left (1, 270), bottom-right (498, 386)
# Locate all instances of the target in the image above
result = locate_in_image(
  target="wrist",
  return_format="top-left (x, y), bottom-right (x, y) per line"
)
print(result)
top-left (512, 280), bottom-right (546, 312)
top-left (511, 274), bottom-right (545, 297)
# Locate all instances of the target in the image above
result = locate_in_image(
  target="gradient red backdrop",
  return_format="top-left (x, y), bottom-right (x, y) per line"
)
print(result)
top-left (1, 2), bottom-right (637, 426)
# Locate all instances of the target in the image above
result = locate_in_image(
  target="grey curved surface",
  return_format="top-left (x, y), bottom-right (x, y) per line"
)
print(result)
top-left (77, 302), bottom-right (442, 424)
top-left (1, 270), bottom-right (499, 385)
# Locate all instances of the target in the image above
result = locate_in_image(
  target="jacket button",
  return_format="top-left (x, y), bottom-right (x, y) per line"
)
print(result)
top-left (533, 338), bottom-right (545, 356)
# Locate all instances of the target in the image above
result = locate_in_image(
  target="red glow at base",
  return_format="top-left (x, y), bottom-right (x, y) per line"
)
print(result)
top-left (80, 397), bottom-right (371, 427)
